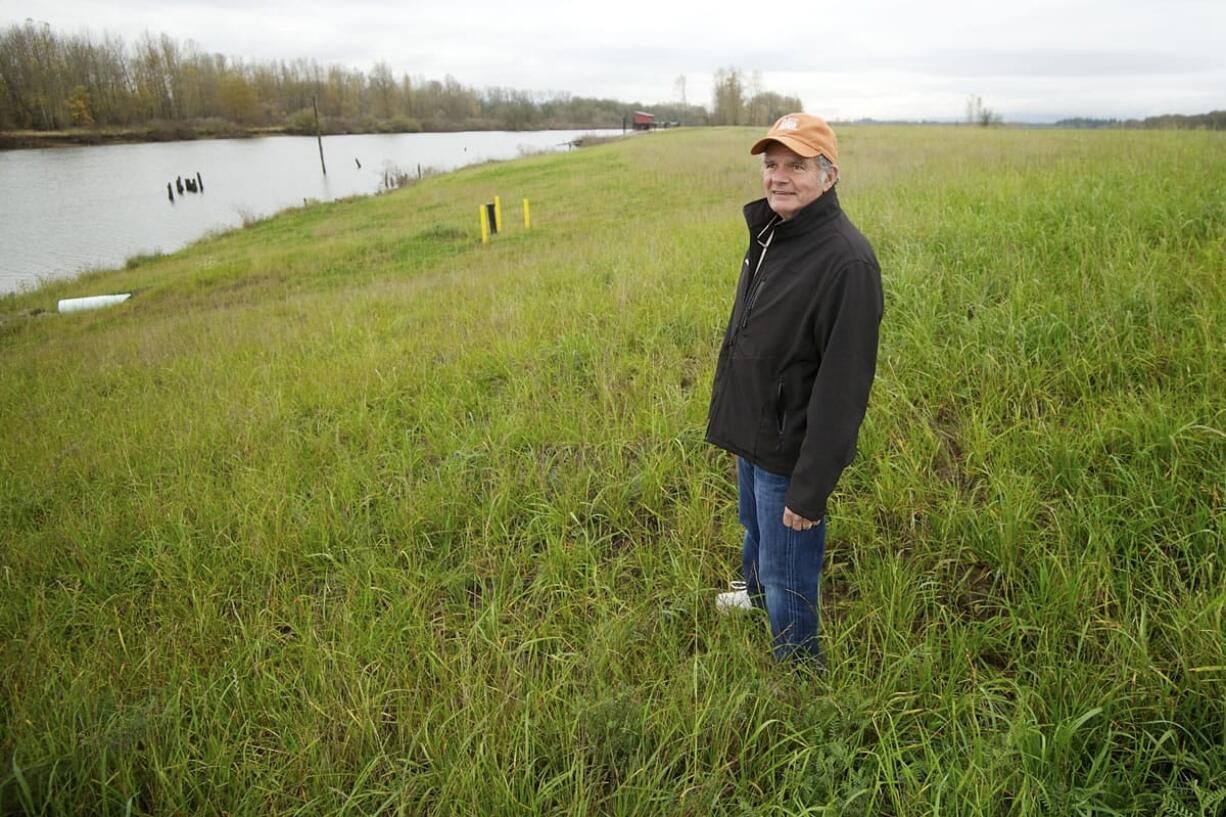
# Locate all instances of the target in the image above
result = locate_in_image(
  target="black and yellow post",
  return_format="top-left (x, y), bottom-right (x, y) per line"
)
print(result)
top-left (480, 197), bottom-right (522, 244)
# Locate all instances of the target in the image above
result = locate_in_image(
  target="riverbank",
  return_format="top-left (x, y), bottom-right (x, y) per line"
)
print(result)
top-left (0, 122), bottom-right (278, 149)
top-left (0, 121), bottom-right (633, 151)
top-left (2, 127), bottom-right (1223, 815)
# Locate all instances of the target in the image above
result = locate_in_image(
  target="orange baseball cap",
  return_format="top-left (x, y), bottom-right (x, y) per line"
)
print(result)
top-left (750, 113), bottom-right (838, 163)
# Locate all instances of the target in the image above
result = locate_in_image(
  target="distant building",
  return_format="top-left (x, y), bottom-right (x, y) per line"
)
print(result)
top-left (632, 111), bottom-right (656, 130)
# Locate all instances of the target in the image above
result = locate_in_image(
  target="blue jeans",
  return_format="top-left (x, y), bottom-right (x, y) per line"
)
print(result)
top-left (738, 457), bottom-right (827, 663)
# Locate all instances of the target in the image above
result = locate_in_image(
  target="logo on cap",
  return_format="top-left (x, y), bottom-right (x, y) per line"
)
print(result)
top-left (778, 117), bottom-right (799, 131)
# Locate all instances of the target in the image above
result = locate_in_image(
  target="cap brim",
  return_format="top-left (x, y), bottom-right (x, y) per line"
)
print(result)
top-left (749, 135), bottom-right (820, 157)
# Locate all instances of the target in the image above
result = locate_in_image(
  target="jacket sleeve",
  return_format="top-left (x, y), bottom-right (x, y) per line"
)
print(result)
top-left (784, 259), bottom-right (883, 521)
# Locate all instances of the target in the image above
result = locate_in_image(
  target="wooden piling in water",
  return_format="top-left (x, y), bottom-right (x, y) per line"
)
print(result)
top-left (313, 95), bottom-right (327, 176)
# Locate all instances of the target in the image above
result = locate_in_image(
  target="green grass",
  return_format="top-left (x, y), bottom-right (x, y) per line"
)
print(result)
top-left (1, 126), bottom-right (1223, 816)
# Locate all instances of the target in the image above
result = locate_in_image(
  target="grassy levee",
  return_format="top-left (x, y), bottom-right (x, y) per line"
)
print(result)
top-left (1, 126), bottom-right (1223, 815)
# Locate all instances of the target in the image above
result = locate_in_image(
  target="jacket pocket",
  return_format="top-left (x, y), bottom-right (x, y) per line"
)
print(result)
top-left (772, 369), bottom-right (812, 457)
top-left (775, 380), bottom-right (786, 434)
top-left (756, 378), bottom-right (787, 454)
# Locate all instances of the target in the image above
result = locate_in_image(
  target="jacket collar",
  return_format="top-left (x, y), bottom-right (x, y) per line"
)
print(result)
top-left (744, 187), bottom-right (842, 238)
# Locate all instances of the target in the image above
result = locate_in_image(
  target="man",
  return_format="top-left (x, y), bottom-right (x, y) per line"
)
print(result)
top-left (705, 113), bottom-right (882, 664)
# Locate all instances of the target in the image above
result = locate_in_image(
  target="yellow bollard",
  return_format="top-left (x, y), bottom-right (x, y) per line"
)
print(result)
top-left (494, 195), bottom-right (503, 232)
top-left (523, 198), bottom-right (531, 229)
top-left (479, 204), bottom-right (490, 245)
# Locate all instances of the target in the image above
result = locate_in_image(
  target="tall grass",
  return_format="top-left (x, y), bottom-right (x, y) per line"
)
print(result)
top-left (1, 126), bottom-right (1223, 815)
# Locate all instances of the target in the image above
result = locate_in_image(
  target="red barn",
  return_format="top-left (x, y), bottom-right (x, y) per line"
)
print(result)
top-left (632, 111), bottom-right (656, 130)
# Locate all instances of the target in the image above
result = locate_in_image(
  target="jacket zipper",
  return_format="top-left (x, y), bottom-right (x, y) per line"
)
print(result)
top-left (740, 225), bottom-right (776, 329)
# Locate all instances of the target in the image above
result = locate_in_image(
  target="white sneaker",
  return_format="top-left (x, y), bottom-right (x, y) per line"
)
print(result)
top-left (716, 580), bottom-right (753, 613)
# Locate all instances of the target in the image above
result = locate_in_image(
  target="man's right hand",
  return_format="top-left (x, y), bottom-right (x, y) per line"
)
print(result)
top-left (783, 506), bottom-right (820, 531)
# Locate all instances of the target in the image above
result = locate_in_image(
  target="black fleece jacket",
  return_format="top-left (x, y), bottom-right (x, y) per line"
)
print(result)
top-left (705, 188), bottom-right (882, 521)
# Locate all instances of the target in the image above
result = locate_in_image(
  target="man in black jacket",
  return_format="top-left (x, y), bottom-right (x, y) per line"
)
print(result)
top-left (706, 113), bottom-right (882, 663)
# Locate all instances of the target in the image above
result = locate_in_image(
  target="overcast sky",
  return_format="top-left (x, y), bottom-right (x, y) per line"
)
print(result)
top-left (4, 0), bottom-right (1223, 122)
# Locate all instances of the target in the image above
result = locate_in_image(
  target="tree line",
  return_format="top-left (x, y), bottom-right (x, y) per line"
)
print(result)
top-left (0, 21), bottom-right (803, 138)
top-left (709, 67), bottom-right (804, 126)
top-left (1054, 111), bottom-right (1225, 131)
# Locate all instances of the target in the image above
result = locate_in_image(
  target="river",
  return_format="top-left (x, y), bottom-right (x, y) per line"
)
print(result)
top-left (0, 129), bottom-right (622, 295)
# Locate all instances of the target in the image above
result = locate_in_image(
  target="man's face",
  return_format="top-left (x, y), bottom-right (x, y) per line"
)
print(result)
top-left (761, 142), bottom-right (833, 220)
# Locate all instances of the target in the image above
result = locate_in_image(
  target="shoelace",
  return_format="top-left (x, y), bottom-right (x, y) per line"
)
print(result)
top-left (728, 580), bottom-right (747, 591)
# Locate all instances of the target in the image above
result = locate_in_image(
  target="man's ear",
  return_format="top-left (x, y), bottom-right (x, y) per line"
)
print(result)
top-left (824, 163), bottom-right (840, 191)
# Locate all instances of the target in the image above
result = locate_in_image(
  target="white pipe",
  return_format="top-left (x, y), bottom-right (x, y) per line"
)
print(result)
top-left (57, 293), bottom-right (132, 313)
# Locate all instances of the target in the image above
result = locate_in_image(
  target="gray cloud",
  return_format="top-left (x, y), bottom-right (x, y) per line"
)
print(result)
top-left (903, 49), bottom-right (1215, 78)
top-left (4, 0), bottom-right (1223, 120)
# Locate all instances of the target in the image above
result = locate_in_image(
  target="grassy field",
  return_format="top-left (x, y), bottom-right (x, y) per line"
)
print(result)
top-left (1, 125), bottom-right (1223, 816)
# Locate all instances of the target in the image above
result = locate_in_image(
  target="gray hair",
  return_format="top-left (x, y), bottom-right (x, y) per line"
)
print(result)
top-left (816, 154), bottom-right (834, 186)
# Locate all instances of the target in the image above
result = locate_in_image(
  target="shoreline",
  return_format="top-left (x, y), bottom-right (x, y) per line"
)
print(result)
top-left (0, 126), bottom-right (636, 298)
top-left (0, 123), bottom-right (632, 152)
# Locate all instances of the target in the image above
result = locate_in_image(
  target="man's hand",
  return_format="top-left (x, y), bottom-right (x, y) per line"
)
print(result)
top-left (782, 506), bottom-right (821, 531)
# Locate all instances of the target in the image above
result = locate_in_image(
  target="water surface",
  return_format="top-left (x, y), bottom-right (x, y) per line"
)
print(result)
top-left (0, 129), bottom-right (619, 294)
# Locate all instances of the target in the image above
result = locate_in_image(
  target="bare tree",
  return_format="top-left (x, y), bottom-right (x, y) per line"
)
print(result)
top-left (712, 67), bottom-right (745, 125)
top-left (966, 94), bottom-right (1001, 127)
top-left (746, 70), bottom-right (765, 125)
top-left (369, 61), bottom-right (396, 120)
